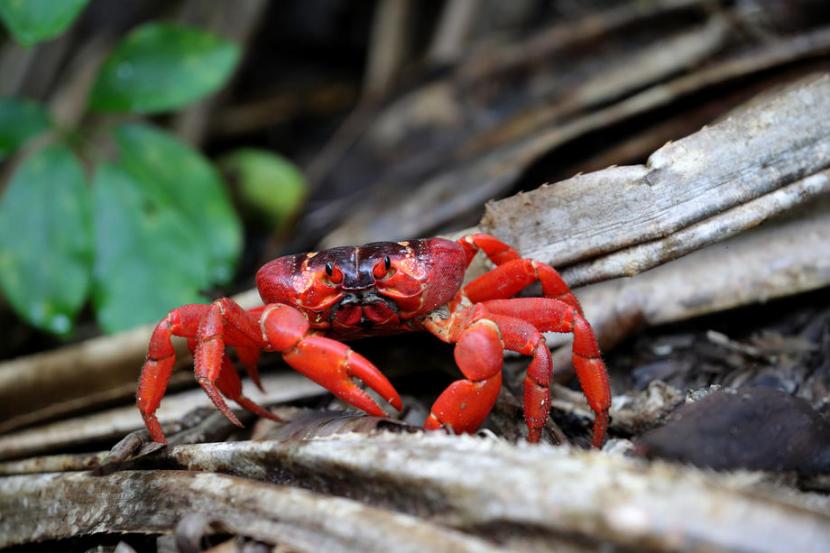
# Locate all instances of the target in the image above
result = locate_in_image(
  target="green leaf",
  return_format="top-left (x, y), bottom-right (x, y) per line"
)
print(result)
top-left (220, 149), bottom-right (307, 229)
top-left (0, 97), bottom-right (51, 162)
top-left (0, 0), bottom-right (89, 46)
top-left (90, 22), bottom-right (240, 114)
top-left (114, 123), bottom-right (241, 284)
top-left (0, 145), bottom-right (91, 335)
top-left (91, 163), bottom-right (212, 333)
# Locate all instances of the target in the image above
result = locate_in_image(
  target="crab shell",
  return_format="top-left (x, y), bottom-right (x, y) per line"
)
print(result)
top-left (255, 238), bottom-right (468, 336)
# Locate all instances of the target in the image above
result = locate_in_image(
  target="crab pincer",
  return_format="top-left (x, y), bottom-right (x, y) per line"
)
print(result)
top-left (282, 334), bottom-right (403, 415)
top-left (259, 302), bottom-right (403, 414)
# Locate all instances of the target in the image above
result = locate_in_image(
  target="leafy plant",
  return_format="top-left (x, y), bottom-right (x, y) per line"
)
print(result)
top-left (0, 11), bottom-right (306, 336)
top-left (0, 145), bottom-right (91, 335)
top-left (0, 0), bottom-right (89, 46)
top-left (90, 23), bottom-right (240, 114)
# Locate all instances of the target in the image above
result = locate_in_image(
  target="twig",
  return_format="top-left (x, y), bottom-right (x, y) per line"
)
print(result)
top-left (456, 0), bottom-right (711, 83)
top-left (47, 33), bottom-right (114, 131)
top-left (427, 0), bottom-right (477, 66)
top-left (482, 73), bottom-right (830, 266)
top-left (0, 41), bottom-right (37, 97)
top-left (212, 81), bottom-right (356, 138)
top-left (364, 0), bottom-right (413, 99)
top-left (304, 0), bottom-right (412, 189)
top-left (0, 450), bottom-right (109, 475)
top-left (549, 194), bottom-right (830, 378)
top-left (574, 196), bottom-right (830, 333)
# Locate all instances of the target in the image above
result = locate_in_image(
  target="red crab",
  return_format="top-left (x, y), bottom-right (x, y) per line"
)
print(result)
top-left (137, 234), bottom-right (611, 446)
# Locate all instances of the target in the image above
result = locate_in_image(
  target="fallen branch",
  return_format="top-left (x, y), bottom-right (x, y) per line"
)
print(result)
top-left (6, 434), bottom-right (827, 553)
top-left (0, 469), bottom-right (501, 553)
top-left (157, 435), bottom-right (830, 552)
top-left (547, 195), bottom-right (830, 378)
top-left (575, 196), bottom-right (830, 333)
top-left (481, 74), bottom-right (830, 268)
top-left (560, 169), bottom-right (830, 287)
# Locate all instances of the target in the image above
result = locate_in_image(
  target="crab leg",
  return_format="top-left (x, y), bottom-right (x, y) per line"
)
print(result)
top-left (483, 298), bottom-right (610, 447)
top-left (192, 300), bottom-right (279, 431)
top-left (458, 233), bottom-right (581, 311)
top-left (487, 314), bottom-right (553, 443)
top-left (424, 320), bottom-right (504, 434)
top-left (138, 299), bottom-right (272, 444)
top-left (137, 304), bottom-right (210, 443)
top-left (215, 353), bottom-right (282, 422)
top-left (184, 338), bottom-right (279, 426)
top-left (260, 304), bottom-right (403, 415)
top-left (233, 346), bottom-right (263, 390)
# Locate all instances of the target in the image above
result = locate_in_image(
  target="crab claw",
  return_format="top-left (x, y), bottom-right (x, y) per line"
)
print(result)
top-left (283, 334), bottom-right (403, 415)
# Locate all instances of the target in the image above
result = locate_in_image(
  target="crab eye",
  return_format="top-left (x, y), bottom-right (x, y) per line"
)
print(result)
top-left (373, 256), bottom-right (391, 279)
top-left (325, 262), bottom-right (343, 284)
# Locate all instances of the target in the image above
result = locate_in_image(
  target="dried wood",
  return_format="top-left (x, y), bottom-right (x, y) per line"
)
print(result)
top-left (12, 434), bottom-right (825, 553)
top-left (0, 450), bottom-right (110, 475)
top-left (303, 0), bottom-right (415, 188)
top-left (0, 469), bottom-right (502, 553)
top-left (482, 75), bottom-right (830, 270)
top-left (47, 34), bottom-right (114, 129)
top-left (0, 41), bottom-right (37, 96)
top-left (304, 2), bottom-right (723, 240)
top-left (559, 167), bottom-right (830, 287)
top-left (461, 16), bottom-right (731, 157)
top-left (456, 0), bottom-right (709, 83)
top-left (574, 196), bottom-right (830, 335)
top-left (426, 0), bottom-right (477, 65)
top-left (544, 194), bottom-right (830, 381)
top-left (0, 371), bottom-right (323, 461)
top-left (321, 29), bottom-right (830, 247)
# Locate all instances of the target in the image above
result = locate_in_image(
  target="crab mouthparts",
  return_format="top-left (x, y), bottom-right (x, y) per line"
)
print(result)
top-left (333, 293), bottom-right (397, 328)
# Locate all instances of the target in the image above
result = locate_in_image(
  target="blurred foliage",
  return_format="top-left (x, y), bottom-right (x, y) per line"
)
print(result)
top-left (0, 8), bottom-right (306, 336)
top-left (0, 145), bottom-right (91, 335)
top-left (220, 149), bottom-right (307, 232)
top-left (0, 97), bottom-right (50, 162)
top-left (90, 23), bottom-right (240, 114)
top-left (0, 0), bottom-right (89, 46)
